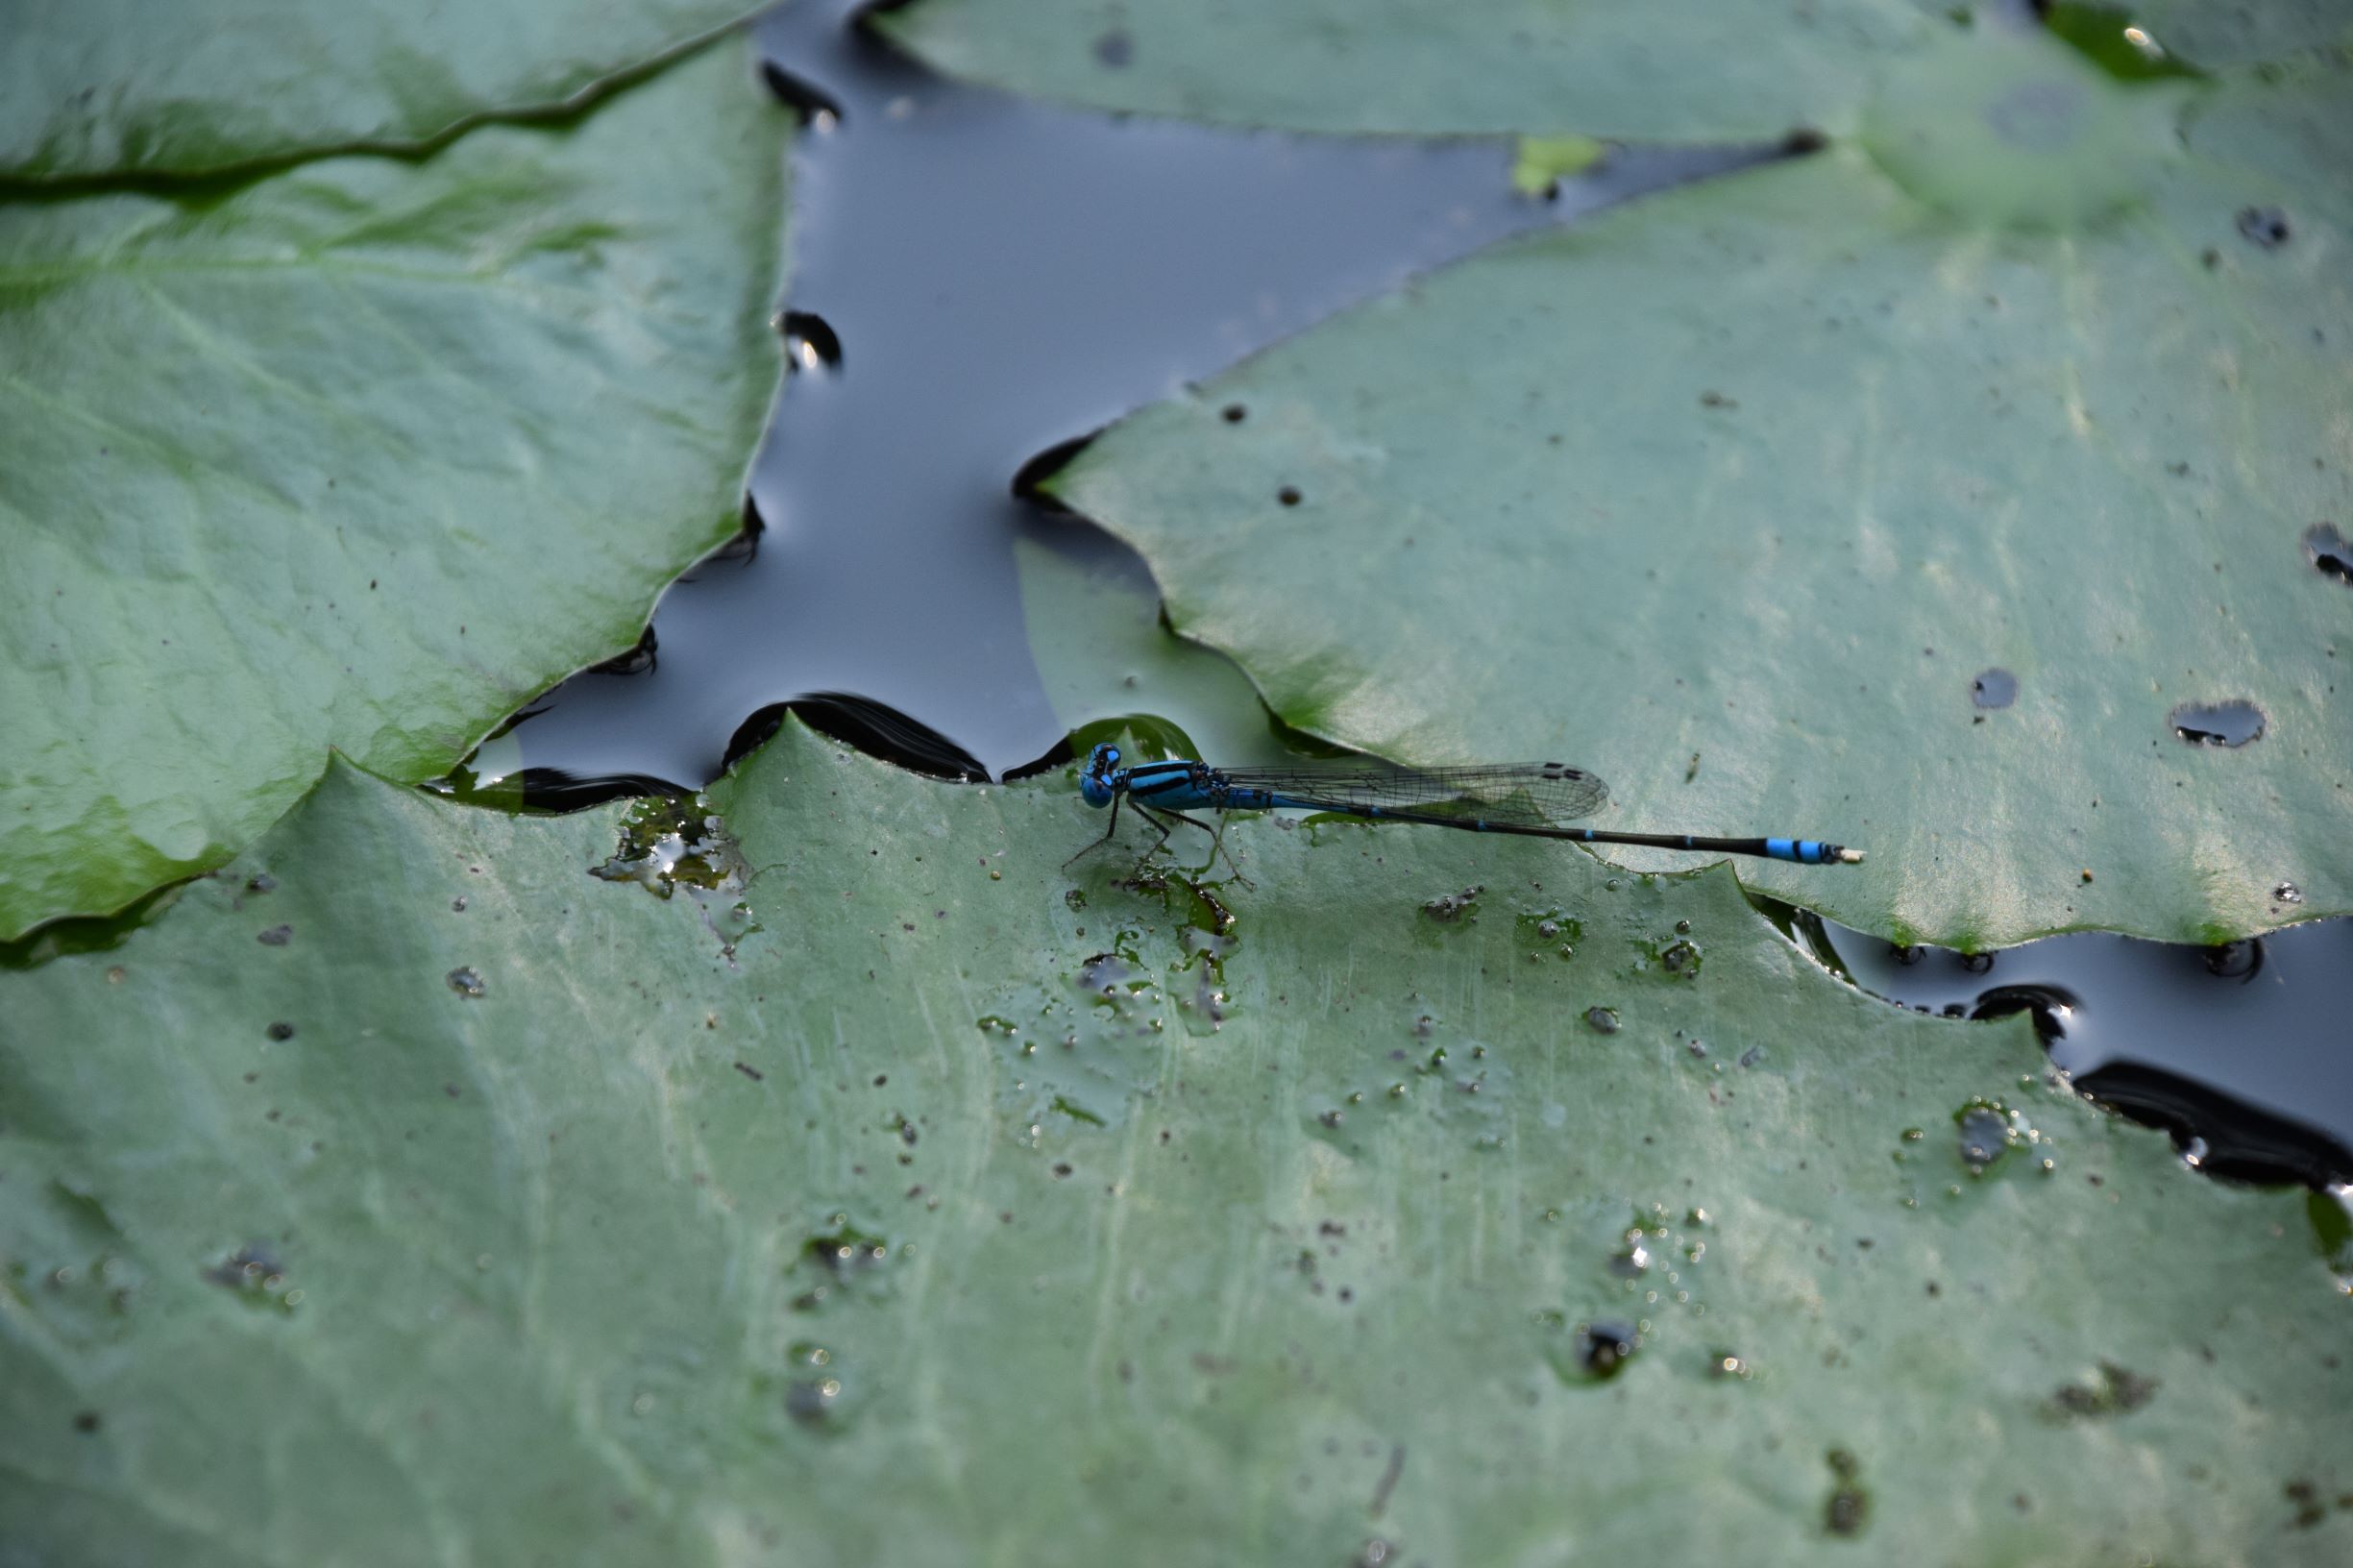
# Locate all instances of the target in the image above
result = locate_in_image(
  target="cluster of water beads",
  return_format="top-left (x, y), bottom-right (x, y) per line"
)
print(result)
top-left (587, 794), bottom-right (759, 954)
top-left (1893, 1090), bottom-right (2061, 1202)
top-left (1420, 885), bottom-right (1483, 922)
top-left (205, 1244), bottom-right (303, 1313)
top-left (785, 1340), bottom-right (845, 1427)
top-left (1517, 905), bottom-right (1581, 963)
top-left (792, 1214), bottom-right (896, 1313)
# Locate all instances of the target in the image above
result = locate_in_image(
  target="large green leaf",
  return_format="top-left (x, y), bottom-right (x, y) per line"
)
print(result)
top-left (881, 0), bottom-right (1942, 140)
top-left (0, 0), bottom-right (761, 179)
top-left (1056, 31), bottom-right (2353, 948)
top-left (5, 721), bottom-right (2346, 1563)
top-left (881, 0), bottom-right (2350, 139)
top-left (0, 38), bottom-right (786, 941)
top-left (2121, 0), bottom-right (2353, 68)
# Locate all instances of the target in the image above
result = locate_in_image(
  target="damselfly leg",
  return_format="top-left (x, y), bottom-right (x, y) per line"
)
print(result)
top-left (1133, 804), bottom-right (1252, 887)
top-left (1061, 793), bottom-right (1126, 870)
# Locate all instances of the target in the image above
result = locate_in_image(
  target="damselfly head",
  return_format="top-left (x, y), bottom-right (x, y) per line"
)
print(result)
top-left (1080, 744), bottom-right (1121, 808)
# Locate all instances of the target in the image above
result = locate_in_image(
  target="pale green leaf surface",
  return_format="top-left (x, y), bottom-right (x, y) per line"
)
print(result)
top-left (2123, 0), bottom-right (2353, 68)
top-left (882, 0), bottom-right (1943, 140)
top-left (880, 0), bottom-right (2350, 140)
top-left (0, 0), bottom-right (763, 179)
top-left (3, 722), bottom-right (2346, 1563)
top-left (0, 39), bottom-right (787, 940)
top-left (1057, 37), bottom-right (2353, 947)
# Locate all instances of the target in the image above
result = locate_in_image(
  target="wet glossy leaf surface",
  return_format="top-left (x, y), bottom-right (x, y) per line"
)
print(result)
top-left (0, 0), bottom-right (760, 178)
top-left (1059, 30), bottom-right (2353, 946)
top-left (0, 39), bottom-right (787, 939)
top-left (4, 723), bottom-right (2345, 1563)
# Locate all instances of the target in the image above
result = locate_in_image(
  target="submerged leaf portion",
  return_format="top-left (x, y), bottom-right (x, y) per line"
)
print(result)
top-left (0, 39), bottom-right (787, 939)
top-left (1058, 34), bottom-right (2353, 946)
top-left (0, 0), bottom-right (761, 178)
top-left (1, 723), bottom-right (2345, 1562)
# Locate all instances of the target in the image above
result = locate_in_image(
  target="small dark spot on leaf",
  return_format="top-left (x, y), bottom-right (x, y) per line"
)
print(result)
top-left (265, 1021), bottom-right (295, 1041)
top-left (257, 924), bottom-right (292, 946)
top-left (2051, 1360), bottom-right (2159, 1418)
top-left (2169, 698), bottom-right (2265, 747)
top-left (1570, 1319), bottom-right (1640, 1379)
top-left (1824, 1448), bottom-right (1870, 1535)
top-left (2306, 523), bottom-right (2353, 585)
top-left (1971, 668), bottom-right (2017, 709)
top-left (2237, 205), bottom-right (2290, 249)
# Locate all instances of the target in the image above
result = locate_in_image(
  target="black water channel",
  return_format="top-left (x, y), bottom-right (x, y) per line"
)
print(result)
top-left (477, 0), bottom-right (2353, 1190)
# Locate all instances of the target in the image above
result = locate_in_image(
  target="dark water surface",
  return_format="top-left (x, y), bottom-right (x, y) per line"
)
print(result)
top-left (487, 0), bottom-right (1783, 793)
top-left (1764, 903), bottom-right (2353, 1187)
top-left (471, 0), bottom-right (2348, 1186)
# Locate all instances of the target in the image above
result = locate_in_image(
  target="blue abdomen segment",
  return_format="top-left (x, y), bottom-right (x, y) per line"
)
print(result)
top-left (1767, 838), bottom-right (1834, 865)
